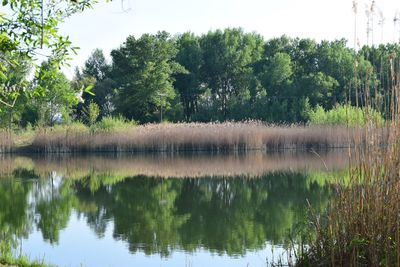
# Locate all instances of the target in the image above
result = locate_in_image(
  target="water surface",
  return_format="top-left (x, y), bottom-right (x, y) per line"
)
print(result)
top-left (0, 152), bottom-right (347, 266)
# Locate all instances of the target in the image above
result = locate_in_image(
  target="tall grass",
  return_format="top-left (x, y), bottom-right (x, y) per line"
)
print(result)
top-left (295, 54), bottom-right (400, 266)
top-left (308, 104), bottom-right (384, 127)
top-left (29, 122), bottom-right (360, 153)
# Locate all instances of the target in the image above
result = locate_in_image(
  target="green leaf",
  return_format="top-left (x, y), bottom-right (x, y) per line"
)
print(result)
top-left (0, 71), bottom-right (6, 80)
top-left (84, 85), bottom-right (95, 96)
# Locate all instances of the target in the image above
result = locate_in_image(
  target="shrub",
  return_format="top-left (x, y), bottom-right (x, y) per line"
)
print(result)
top-left (91, 116), bottom-right (137, 132)
top-left (308, 104), bottom-right (384, 127)
top-left (82, 101), bottom-right (100, 126)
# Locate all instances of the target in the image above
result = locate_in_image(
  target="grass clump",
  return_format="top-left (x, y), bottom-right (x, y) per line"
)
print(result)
top-left (0, 240), bottom-right (54, 267)
top-left (91, 116), bottom-right (137, 132)
top-left (0, 255), bottom-right (54, 267)
top-left (308, 104), bottom-right (384, 127)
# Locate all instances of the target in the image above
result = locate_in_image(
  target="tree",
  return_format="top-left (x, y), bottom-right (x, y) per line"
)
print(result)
top-left (200, 28), bottom-right (264, 119)
top-left (0, 0), bottom-right (102, 111)
top-left (300, 72), bottom-right (339, 108)
top-left (111, 31), bottom-right (185, 123)
top-left (76, 49), bottom-right (115, 119)
top-left (0, 54), bottom-right (31, 128)
top-left (83, 49), bottom-right (111, 80)
top-left (174, 33), bottom-right (204, 121)
top-left (316, 40), bottom-right (355, 106)
top-left (260, 52), bottom-right (293, 97)
top-left (32, 61), bottom-right (80, 126)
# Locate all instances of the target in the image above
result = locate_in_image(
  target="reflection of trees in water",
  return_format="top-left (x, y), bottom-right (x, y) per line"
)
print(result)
top-left (33, 174), bottom-right (76, 244)
top-left (0, 169), bottom-right (332, 257)
top-left (0, 170), bottom-right (76, 248)
top-left (0, 170), bottom-right (34, 249)
top-left (73, 172), bottom-right (332, 256)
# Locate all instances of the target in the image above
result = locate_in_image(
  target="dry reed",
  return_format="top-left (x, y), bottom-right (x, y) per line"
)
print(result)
top-left (0, 130), bottom-right (12, 153)
top-left (29, 123), bottom-right (361, 153)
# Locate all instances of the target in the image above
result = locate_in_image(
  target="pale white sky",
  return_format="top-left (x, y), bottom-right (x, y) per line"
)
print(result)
top-left (60, 0), bottom-right (400, 78)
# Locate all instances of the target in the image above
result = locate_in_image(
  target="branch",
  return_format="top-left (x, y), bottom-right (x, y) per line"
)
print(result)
top-left (0, 95), bottom-right (18, 108)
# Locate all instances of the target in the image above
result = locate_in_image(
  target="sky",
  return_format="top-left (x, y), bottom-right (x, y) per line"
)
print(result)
top-left (60, 0), bottom-right (400, 78)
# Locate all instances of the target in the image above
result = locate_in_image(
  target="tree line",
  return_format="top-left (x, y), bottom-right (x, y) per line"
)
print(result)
top-left (2, 28), bottom-right (400, 127)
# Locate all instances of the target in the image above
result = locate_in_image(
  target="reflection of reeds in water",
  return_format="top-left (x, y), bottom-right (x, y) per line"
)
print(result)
top-left (0, 151), bottom-right (348, 179)
top-left (30, 123), bottom-right (359, 153)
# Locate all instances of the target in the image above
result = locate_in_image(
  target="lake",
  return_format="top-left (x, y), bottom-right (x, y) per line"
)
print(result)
top-left (0, 151), bottom-right (348, 266)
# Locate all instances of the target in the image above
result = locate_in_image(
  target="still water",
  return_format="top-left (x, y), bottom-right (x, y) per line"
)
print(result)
top-left (0, 152), bottom-right (347, 267)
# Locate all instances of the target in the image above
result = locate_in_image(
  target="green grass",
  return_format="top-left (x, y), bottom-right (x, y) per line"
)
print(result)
top-left (0, 240), bottom-right (54, 267)
top-left (90, 116), bottom-right (137, 132)
top-left (308, 104), bottom-right (384, 127)
top-left (0, 255), bottom-right (55, 267)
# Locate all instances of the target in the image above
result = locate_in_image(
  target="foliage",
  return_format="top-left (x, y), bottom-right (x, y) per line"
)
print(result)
top-left (32, 61), bottom-right (80, 126)
top-left (308, 104), bottom-right (384, 127)
top-left (1, 26), bottom-right (400, 128)
top-left (0, 0), bottom-right (101, 113)
top-left (0, 0), bottom-right (99, 65)
top-left (92, 116), bottom-right (137, 132)
top-left (0, 54), bottom-right (31, 128)
top-left (74, 49), bottom-right (114, 120)
top-left (111, 31), bottom-right (186, 123)
top-left (174, 32), bottom-right (204, 121)
top-left (82, 101), bottom-right (100, 126)
top-left (200, 28), bottom-right (264, 119)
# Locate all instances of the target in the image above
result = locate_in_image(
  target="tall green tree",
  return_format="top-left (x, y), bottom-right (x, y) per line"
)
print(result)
top-left (111, 31), bottom-right (185, 123)
top-left (75, 49), bottom-right (114, 120)
top-left (200, 28), bottom-right (264, 119)
top-left (174, 33), bottom-right (204, 121)
top-left (32, 61), bottom-right (80, 126)
top-left (315, 40), bottom-right (355, 106)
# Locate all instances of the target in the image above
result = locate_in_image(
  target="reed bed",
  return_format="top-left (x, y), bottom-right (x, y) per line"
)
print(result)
top-left (29, 123), bottom-right (362, 153)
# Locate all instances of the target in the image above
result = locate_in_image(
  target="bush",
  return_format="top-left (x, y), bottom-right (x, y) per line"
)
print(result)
top-left (308, 104), bottom-right (384, 127)
top-left (83, 101), bottom-right (100, 126)
top-left (51, 122), bottom-right (89, 133)
top-left (92, 116), bottom-right (137, 132)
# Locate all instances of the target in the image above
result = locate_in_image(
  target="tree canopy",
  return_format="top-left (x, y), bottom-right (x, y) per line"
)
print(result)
top-left (2, 22), bottom-right (400, 126)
